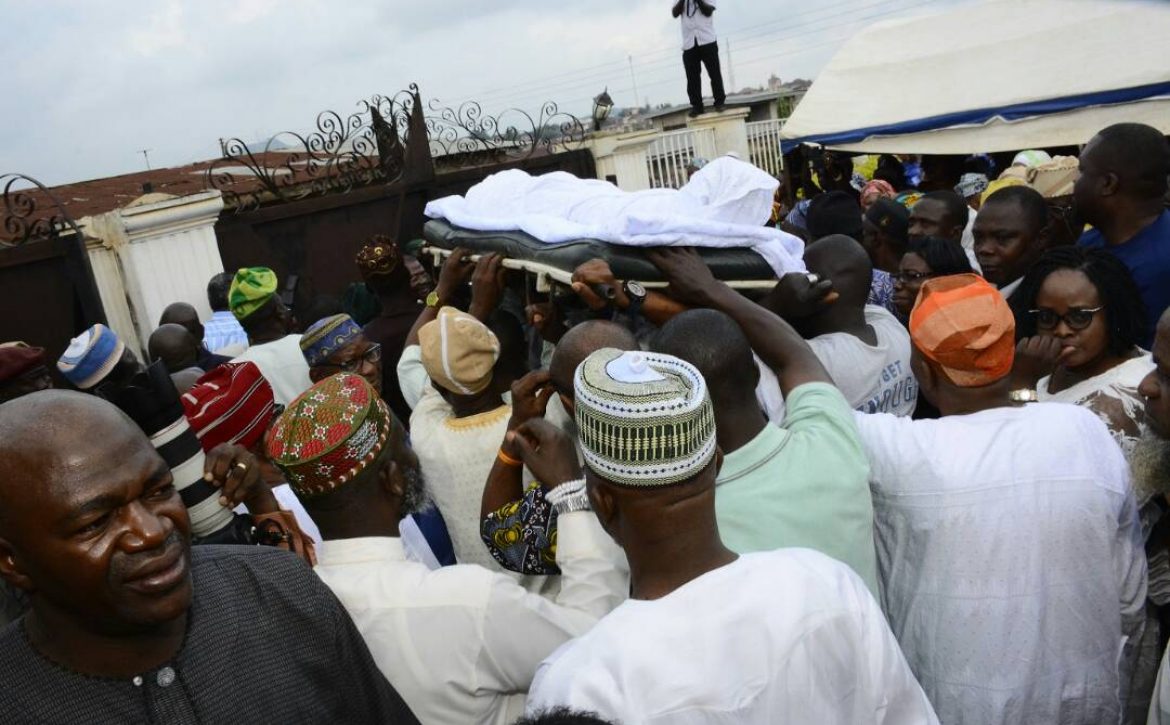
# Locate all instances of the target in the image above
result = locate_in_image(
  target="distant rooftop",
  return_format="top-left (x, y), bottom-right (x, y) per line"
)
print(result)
top-left (643, 86), bottom-right (808, 121)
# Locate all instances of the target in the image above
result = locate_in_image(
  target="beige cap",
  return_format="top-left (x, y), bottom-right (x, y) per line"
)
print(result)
top-left (1026, 156), bottom-right (1079, 199)
top-left (419, 307), bottom-right (500, 395)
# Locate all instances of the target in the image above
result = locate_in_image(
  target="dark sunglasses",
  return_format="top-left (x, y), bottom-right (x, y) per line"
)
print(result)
top-left (1029, 307), bottom-right (1103, 331)
top-left (320, 343), bottom-right (382, 373)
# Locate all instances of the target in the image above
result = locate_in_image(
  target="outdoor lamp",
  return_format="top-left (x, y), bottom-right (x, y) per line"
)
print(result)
top-left (592, 88), bottom-right (614, 132)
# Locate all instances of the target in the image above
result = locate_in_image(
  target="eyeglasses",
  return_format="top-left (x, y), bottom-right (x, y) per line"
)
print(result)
top-left (891, 270), bottom-right (933, 284)
top-left (1029, 307), bottom-right (1103, 331)
top-left (321, 343), bottom-right (382, 373)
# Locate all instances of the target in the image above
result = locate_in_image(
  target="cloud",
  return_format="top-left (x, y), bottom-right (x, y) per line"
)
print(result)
top-left (0, 0), bottom-right (974, 186)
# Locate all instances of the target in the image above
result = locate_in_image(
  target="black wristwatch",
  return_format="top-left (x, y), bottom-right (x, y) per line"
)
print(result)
top-left (622, 280), bottom-right (647, 319)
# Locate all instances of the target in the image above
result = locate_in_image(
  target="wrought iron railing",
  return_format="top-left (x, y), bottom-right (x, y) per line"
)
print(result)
top-left (1, 173), bottom-right (85, 247)
top-left (207, 84), bottom-right (587, 212)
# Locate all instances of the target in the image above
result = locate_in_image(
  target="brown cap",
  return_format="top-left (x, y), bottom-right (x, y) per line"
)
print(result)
top-left (909, 274), bottom-right (1015, 387)
top-left (419, 307), bottom-right (500, 395)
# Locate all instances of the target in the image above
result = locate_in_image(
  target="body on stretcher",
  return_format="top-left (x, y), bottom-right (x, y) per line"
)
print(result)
top-left (422, 219), bottom-right (781, 293)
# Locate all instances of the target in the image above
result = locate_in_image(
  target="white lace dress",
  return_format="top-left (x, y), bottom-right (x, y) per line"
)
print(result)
top-left (1040, 353), bottom-right (1158, 724)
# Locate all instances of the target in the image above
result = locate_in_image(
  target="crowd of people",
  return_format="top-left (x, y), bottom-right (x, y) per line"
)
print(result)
top-left (0, 121), bottom-right (1168, 724)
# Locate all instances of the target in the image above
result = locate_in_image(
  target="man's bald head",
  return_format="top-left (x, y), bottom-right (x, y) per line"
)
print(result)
top-left (0, 391), bottom-right (153, 532)
top-left (149, 324), bottom-right (199, 373)
top-left (160, 302), bottom-right (203, 342)
top-left (549, 321), bottom-right (638, 397)
top-left (803, 234), bottom-right (874, 308)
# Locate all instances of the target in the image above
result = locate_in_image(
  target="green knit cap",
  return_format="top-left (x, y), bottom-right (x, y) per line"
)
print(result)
top-left (228, 267), bottom-right (278, 320)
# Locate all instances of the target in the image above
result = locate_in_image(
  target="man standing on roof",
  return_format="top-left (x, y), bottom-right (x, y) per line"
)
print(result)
top-left (673, 0), bottom-right (726, 117)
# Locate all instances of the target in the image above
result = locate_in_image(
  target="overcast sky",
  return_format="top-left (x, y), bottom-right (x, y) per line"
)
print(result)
top-left (1, 0), bottom-right (974, 186)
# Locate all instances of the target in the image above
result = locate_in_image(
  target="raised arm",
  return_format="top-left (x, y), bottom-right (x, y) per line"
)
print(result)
top-left (647, 247), bottom-right (832, 396)
top-left (570, 258), bottom-right (688, 326)
top-left (404, 248), bottom-right (474, 347)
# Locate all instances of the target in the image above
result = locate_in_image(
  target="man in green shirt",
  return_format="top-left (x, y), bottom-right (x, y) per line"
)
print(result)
top-left (648, 248), bottom-right (879, 594)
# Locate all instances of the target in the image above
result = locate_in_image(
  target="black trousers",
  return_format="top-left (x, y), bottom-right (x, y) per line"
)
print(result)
top-left (682, 40), bottom-right (726, 113)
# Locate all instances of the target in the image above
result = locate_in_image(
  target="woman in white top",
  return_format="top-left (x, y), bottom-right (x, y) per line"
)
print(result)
top-left (1016, 246), bottom-right (1158, 723)
top-left (1017, 247), bottom-right (1152, 454)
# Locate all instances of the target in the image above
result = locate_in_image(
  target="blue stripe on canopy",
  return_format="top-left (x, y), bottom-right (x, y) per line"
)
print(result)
top-left (780, 81), bottom-right (1170, 153)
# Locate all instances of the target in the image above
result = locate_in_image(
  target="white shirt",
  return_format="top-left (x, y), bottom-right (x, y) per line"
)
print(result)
top-left (527, 549), bottom-right (939, 725)
top-left (756, 305), bottom-right (917, 421)
top-left (999, 276), bottom-right (1024, 300)
top-left (230, 334), bottom-right (312, 406)
top-left (960, 208), bottom-right (982, 273)
top-left (853, 402), bottom-right (1148, 725)
top-left (679, 0), bottom-right (717, 50)
top-left (314, 512), bottom-right (627, 725)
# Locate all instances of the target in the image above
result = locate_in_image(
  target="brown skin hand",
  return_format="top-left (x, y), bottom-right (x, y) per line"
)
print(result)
top-left (0, 391), bottom-right (193, 678)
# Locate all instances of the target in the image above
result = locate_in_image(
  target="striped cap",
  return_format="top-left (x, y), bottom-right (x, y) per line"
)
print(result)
top-left (300, 314), bottom-right (363, 367)
top-left (57, 324), bottom-right (126, 390)
top-left (419, 307), bottom-right (499, 395)
top-left (181, 362), bottom-right (275, 452)
top-left (574, 349), bottom-right (716, 488)
top-left (909, 273), bottom-right (1015, 387)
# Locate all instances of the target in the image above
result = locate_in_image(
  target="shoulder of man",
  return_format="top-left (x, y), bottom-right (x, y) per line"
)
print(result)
top-left (191, 545), bottom-right (332, 607)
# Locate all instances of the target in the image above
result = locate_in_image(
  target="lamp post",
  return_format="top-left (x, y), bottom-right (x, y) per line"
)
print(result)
top-left (592, 88), bottom-right (614, 132)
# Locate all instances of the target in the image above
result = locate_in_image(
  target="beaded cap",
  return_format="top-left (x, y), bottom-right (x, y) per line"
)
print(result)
top-left (574, 349), bottom-right (716, 488)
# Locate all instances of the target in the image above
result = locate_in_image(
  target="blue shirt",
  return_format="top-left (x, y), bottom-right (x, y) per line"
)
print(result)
top-left (203, 310), bottom-right (249, 354)
top-left (1079, 210), bottom-right (1170, 348)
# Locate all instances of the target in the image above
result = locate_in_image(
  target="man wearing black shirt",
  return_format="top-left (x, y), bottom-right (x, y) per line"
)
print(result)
top-left (0, 390), bottom-right (417, 723)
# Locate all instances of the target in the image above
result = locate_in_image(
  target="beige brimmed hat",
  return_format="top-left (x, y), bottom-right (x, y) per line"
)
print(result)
top-left (419, 307), bottom-right (500, 395)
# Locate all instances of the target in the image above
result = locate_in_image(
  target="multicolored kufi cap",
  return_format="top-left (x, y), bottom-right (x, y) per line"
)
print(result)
top-left (355, 235), bottom-right (403, 279)
top-left (574, 349), bottom-right (716, 488)
top-left (57, 324), bottom-right (126, 390)
top-left (909, 274), bottom-right (1015, 388)
top-left (181, 362), bottom-right (275, 453)
top-left (266, 373), bottom-right (392, 497)
top-left (300, 314), bottom-right (363, 367)
top-left (228, 267), bottom-right (278, 321)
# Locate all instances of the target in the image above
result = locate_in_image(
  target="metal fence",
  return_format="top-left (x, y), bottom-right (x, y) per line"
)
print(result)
top-left (647, 127), bottom-right (718, 189)
top-left (746, 119), bottom-right (786, 178)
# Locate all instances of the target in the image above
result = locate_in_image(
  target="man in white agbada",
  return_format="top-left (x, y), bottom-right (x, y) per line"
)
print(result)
top-left (523, 347), bottom-right (937, 724)
top-left (854, 274), bottom-right (1146, 725)
top-left (267, 374), bottom-right (627, 725)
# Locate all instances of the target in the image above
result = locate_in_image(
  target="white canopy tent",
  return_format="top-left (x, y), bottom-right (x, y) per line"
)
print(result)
top-left (779, 0), bottom-right (1170, 155)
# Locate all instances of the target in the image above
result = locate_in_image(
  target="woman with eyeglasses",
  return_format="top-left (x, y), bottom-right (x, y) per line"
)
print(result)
top-left (891, 236), bottom-right (974, 320)
top-left (1016, 246), bottom-right (1151, 451)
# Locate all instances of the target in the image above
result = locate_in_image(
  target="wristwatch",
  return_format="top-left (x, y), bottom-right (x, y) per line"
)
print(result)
top-left (622, 280), bottom-right (648, 319)
top-left (546, 478), bottom-right (591, 515)
top-left (1009, 389), bottom-right (1039, 403)
top-left (425, 290), bottom-right (441, 309)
